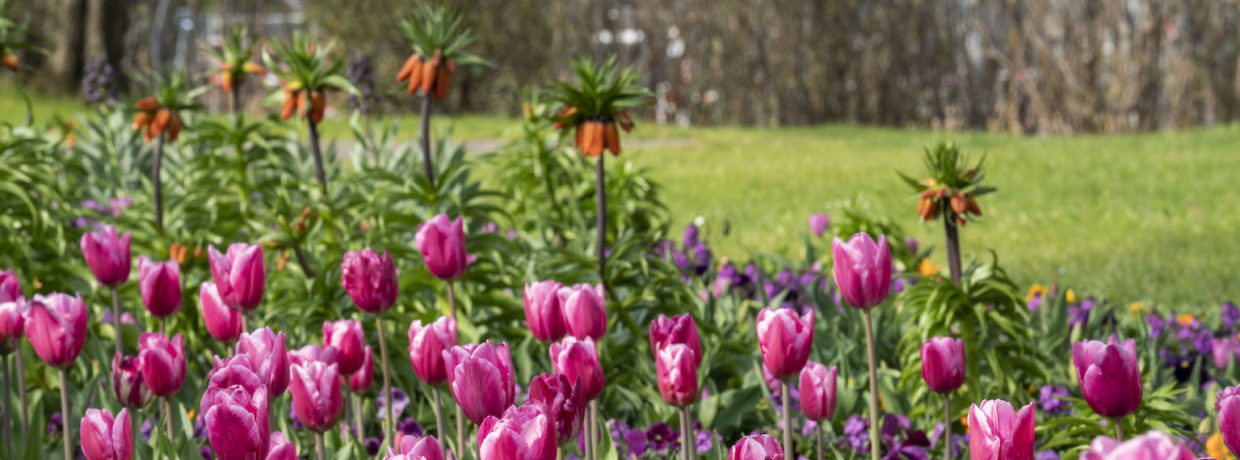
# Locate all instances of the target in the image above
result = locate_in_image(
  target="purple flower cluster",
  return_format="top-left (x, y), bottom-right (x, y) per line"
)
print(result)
top-left (74, 197), bottom-right (134, 228)
top-left (1038, 385), bottom-right (1072, 415)
top-left (655, 224), bottom-right (713, 280)
top-left (609, 418), bottom-right (718, 458)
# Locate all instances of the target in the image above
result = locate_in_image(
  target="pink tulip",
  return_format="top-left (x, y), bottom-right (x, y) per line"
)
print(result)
top-left (138, 256), bottom-right (181, 317)
top-left (649, 313), bottom-right (702, 365)
top-left (1215, 336), bottom-right (1239, 370)
top-left (655, 343), bottom-right (698, 406)
top-left (408, 316), bottom-right (457, 385)
top-left (527, 372), bottom-right (585, 444)
top-left (921, 336), bottom-right (966, 393)
top-left (25, 293), bottom-right (88, 368)
top-left (560, 283), bottom-right (606, 340)
top-left (202, 384), bottom-right (270, 460)
top-left (138, 332), bottom-right (186, 397)
top-left (200, 282), bottom-right (243, 343)
top-left (443, 340), bottom-right (517, 424)
top-left (235, 328), bottom-right (290, 397)
top-left (967, 399), bottom-right (1036, 460)
top-left (756, 307), bottom-right (814, 380)
top-left (477, 404), bottom-right (556, 460)
top-left (266, 432), bottom-right (298, 460)
top-left (0, 300), bottom-right (24, 354)
top-left (111, 353), bottom-right (153, 409)
top-left (323, 319), bottom-right (366, 375)
top-left (808, 213), bottom-right (830, 237)
top-left (728, 434), bottom-right (784, 460)
top-left (1072, 335), bottom-right (1142, 418)
top-left (385, 433), bottom-right (445, 460)
top-left (798, 361), bottom-right (837, 422)
top-left (289, 360), bottom-right (344, 432)
top-left (81, 225), bottom-right (131, 287)
top-left (79, 407), bottom-right (131, 460)
top-left (415, 214), bottom-right (468, 280)
top-left (0, 269), bottom-right (23, 302)
top-left (349, 346), bottom-right (374, 392)
top-left (290, 344), bottom-right (339, 368)
top-left (1217, 385), bottom-right (1240, 456)
top-left (341, 248), bottom-right (399, 314)
top-left (1079, 430), bottom-right (1195, 460)
top-left (204, 355), bottom-right (264, 399)
top-left (831, 233), bottom-right (892, 309)
top-left (523, 280), bottom-right (566, 342)
top-left (550, 336), bottom-right (605, 401)
top-left (208, 243), bottom-right (266, 311)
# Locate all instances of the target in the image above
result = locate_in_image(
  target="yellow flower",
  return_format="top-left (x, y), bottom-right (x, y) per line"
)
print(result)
top-left (1026, 284), bottom-right (1049, 304)
top-left (1127, 302), bottom-right (1149, 316)
top-left (917, 258), bottom-right (939, 277)
top-left (1208, 432), bottom-right (1236, 460)
top-left (1065, 289), bottom-right (1076, 303)
top-left (1177, 313), bottom-right (1197, 327)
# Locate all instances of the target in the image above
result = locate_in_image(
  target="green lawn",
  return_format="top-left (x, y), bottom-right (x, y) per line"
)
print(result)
top-left (4, 86), bottom-right (1237, 307)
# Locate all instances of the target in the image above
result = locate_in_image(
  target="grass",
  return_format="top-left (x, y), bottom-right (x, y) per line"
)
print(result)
top-left (3, 86), bottom-right (1237, 308)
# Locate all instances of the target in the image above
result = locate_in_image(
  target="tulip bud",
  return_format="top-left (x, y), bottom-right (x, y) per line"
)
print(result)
top-left (0, 269), bottom-right (23, 303)
top-left (415, 214), bottom-right (469, 280)
top-left (1215, 336), bottom-right (1238, 370)
top-left (199, 282), bottom-right (242, 343)
top-left (831, 233), bottom-right (893, 309)
top-left (655, 343), bottom-right (698, 406)
top-left (0, 300), bottom-right (24, 354)
top-left (236, 327), bottom-right (290, 398)
top-left (386, 433), bottom-right (445, 460)
top-left (477, 404), bottom-right (556, 460)
top-left (728, 434), bottom-right (783, 460)
top-left (349, 346), bottom-right (374, 392)
top-left (1079, 430), bottom-right (1196, 460)
top-left (290, 360), bottom-right (344, 432)
top-left (550, 336), bottom-right (605, 401)
top-left (523, 280), bottom-right (566, 342)
top-left (138, 332), bottom-right (186, 397)
top-left (560, 283), bottom-right (606, 340)
top-left (756, 307), bottom-right (814, 380)
top-left (207, 243), bottom-right (266, 311)
top-left (649, 313), bottom-right (702, 365)
top-left (111, 353), bottom-right (153, 409)
top-left (341, 248), bottom-right (399, 314)
top-left (443, 341), bottom-right (517, 425)
top-left (1072, 335), bottom-right (1142, 419)
top-left (920, 336), bottom-right (966, 393)
top-left (138, 256), bottom-right (181, 318)
top-left (80, 408), bottom-right (131, 460)
top-left (808, 213), bottom-right (830, 237)
top-left (1217, 385), bottom-right (1240, 457)
top-left (409, 316), bottom-right (457, 385)
top-left (202, 384), bottom-right (270, 460)
top-left (527, 373), bottom-right (586, 444)
top-left (798, 361), bottom-right (838, 422)
top-left (267, 431), bottom-right (298, 460)
top-left (323, 319), bottom-right (366, 376)
top-left (81, 225), bottom-right (132, 287)
top-left (968, 400), bottom-right (1036, 460)
top-left (26, 293), bottom-right (89, 368)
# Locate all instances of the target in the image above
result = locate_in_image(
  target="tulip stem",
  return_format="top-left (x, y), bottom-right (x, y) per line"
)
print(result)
top-left (15, 351), bottom-right (26, 437)
top-left (432, 388), bottom-right (446, 453)
top-left (374, 316), bottom-right (394, 445)
top-left (591, 400), bottom-right (600, 460)
top-left (112, 287), bottom-right (123, 355)
top-left (315, 432), bottom-right (326, 460)
top-left (2, 354), bottom-right (12, 460)
top-left (306, 117), bottom-right (328, 196)
top-left (816, 423), bottom-right (824, 460)
top-left (1113, 418), bottom-right (1123, 441)
top-left (942, 212), bottom-right (961, 285)
top-left (781, 381), bottom-right (793, 458)
top-left (583, 402), bottom-right (594, 460)
top-left (352, 391), bottom-right (364, 443)
top-left (943, 393), bottom-right (952, 459)
top-left (447, 281), bottom-right (456, 320)
top-left (153, 131), bottom-right (165, 232)
top-left (862, 309), bottom-right (881, 460)
top-left (680, 407), bottom-right (690, 460)
top-left (58, 368), bottom-right (72, 460)
top-left (595, 154), bottom-right (607, 289)
top-left (420, 93), bottom-right (435, 187)
top-left (456, 403), bottom-right (465, 459)
top-left (162, 397), bottom-right (173, 446)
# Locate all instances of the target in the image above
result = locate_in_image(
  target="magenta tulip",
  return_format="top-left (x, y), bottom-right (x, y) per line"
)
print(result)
top-left (137, 256), bottom-right (181, 317)
top-left (111, 353), bottom-right (153, 409)
top-left (202, 384), bottom-right (270, 460)
top-left (415, 214), bottom-right (468, 280)
top-left (523, 280), bottom-right (566, 342)
top-left (967, 399), bottom-right (1036, 460)
top-left (289, 360), bottom-right (344, 432)
top-left (649, 313), bottom-right (702, 365)
top-left (290, 344), bottom-right (339, 368)
top-left (236, 327), bottom-right (290, 397)
top-left (0, 300), bottom-right (23, 354)
top-left (408, 316), bottom-right (457, 385)
top-left (79, 407), bottom-right (131, 460)
top-left (207, 243), bottom-right (266, 311)
top-left (81, 225), bottom-right (131, 287)
top-left (200, 282), bottom-right (242, 343)
top-left (808, 213), bottom-right (830, 237)
top-left (728, 434), bottom-right (784, 460)
top-left (348, 346), bottom-right (374, 392)
top-left (831, 233), bottom-right (892, 309)
top-left (1217, 385), bottom-right (1240, 456)
top-left (266, 432), bottom-right (298, 460)
top-left (386, 433), bottom-right (445, 460)
top-left (550, 336), bottom-right (605, 401)
top-left (560, 283), bottom-right (606, 340)
top-left (921, 336), bottom-right (966, 393)
top-left (323, 319), bottom-right (365, 375)
top-left (1079, 430), bottom-right (1195, 460)
top-left (527, 372), bottom-right (585, 444)
top-left (1072, 335), bottom-right (1142, 419)
top-left (341, 248), bottom-right (399, 314)
top-left (138, 332), bottom-right (185, 397)
top-left (204, 355), bottom-right (264, 398)
top-left (798, 361), bottom-right (838, 422)
top-left (477, 404), bottom-right (556, 460)
top-left (443, 340), bottom-right (517, 424)
top-left (25, 293), bottom-right (88, 368)
top-left (756, 307), bottom-right (814, 380)
top-left (655, 343), bottom-right (698, 406)
top-left (0, 269), bottom-right (23, 302)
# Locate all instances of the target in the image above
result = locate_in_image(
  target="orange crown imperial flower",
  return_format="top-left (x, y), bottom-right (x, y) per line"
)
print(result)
top-left (132, 97), bottom-right (182, 142)
top-left (396, 49), bottom-right (457, 100)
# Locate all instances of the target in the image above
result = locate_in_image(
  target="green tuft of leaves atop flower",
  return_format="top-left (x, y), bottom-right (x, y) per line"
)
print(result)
top-left (262, 33), bottom-right (357, 122)
top-left (898, 141), bottom-right (995, 225)
top-left (398, 4), bottom-right (488, 67)
top-left (547, 56), bottom-right (651, 157)
top-left (201, 27), bottom-right (265, 91)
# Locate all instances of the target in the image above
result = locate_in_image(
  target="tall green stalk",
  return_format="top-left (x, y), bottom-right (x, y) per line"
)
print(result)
top-left (863, 310), bottom-right (881, 460)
